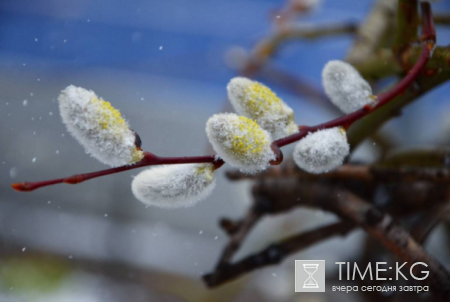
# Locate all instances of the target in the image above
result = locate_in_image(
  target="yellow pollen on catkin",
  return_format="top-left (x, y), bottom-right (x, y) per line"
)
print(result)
top-left (338, 127), bottom-right (346, 136)
top-left (245, 83), bottom-right (282, 116)
top-left (131, 149), bottom-right (144, 163)
top-left (91, 97), bottom-right (126, 129)
top-left (230, 116), bottom-right (269, 155)
top-left (196, 165), bottom-right (214, 182)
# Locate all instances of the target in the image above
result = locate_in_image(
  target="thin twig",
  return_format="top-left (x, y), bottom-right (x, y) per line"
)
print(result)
top-left (215, 206), bottom-right (262, 268)
top-left (204, 221), bottom-right (354, 287)
top-left (434, 13), bottom-right (450, 25)
top-left (244, 22), bottom-right (358, 72)
top-left (346, 0), bottom-right (398, 64)
top-left (411, 201), bottom-right (450, 244)
top-left (248, 180), bottom-right (450, 294)
top-left (227, 164), bottom-right (450, 184)
top-left (393, 0), bottom-right (419, 63)
top-left (334, 192), bottom-right (450, 295)
top-left (11, 152), bottom-right (224, 192)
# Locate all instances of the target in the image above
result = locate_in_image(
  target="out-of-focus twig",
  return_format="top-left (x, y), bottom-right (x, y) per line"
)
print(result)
top-left (346, 0), bottom-right (398, 64)
top-left (243, 22), bottom-right (358, 73)
top-left (215, 205), bottom-right (262, 268)
top-left (434, 13), bottom-right (450, 25)
top-left (411, 201), bottom-right (450, 244)
top-left (203, 221), bottom-right (354, 287)
top-left (251, 181), bottom-right (450, 294)
top-left (334, 192), bottom-right (450, 296)
top-left (393, 0), bottom-right (419, 64)
top-left (206, 179), bottom-right (450, 293)
top-left (227, 164), bottom-right (450, 184)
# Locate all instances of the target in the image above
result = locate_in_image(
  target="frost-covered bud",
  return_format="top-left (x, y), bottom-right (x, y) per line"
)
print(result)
top-left (131, 164), bottom-right (216, 209)
top-left (206, 113), bottom-right (275, 174)
top-left (322, 60), bottom-right (375, 114)
top-left (293, 127), bottom-right (349, 174)
top-left (227, 77), bottom-right (298, 140)
top-left (58, 85), bottom-right (144, 167)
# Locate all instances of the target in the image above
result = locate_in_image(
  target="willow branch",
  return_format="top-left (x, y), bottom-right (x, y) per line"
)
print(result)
top-left (227, 164), bottom-right (450, 184)
top-left (274, 47), bottom-right (434, 147)
top-left (434, 13), bottom-right (450, 25)
top-left (411, 201), bottom-right (450, 244)
top-left (393, 0), bottom-right (419, 62)
top-left (244, 22), bottom-right (357, 72)
top-left (204, 221), bottom-right (355, 287)
top-left (207, 180), bottom-right (450, 290)
top-left (226, 164), bottom-right (373, 182)
top-left (346, 0), bottom-right (398, 64)
top-left (11, 3), bottom-right (436, 192)
top-left (214, 205), bottom-right (263, 268)
top-left (11, 152), bottom-right (223, 192)
top-left (334, 193), bottom-right (450, 295)
top-left (249, 180), bottom-right (450, 293)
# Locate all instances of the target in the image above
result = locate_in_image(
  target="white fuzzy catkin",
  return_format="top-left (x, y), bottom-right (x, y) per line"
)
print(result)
top-left (293, 127), bottom-right (349, 174)
top-left (322, 60), bottom-right (375, 114)
top-left (206, 113), bottom-right (275, 174)
top-left (58, 85), bottom-right (143, 167)
top-left (227, 77), bottom-right (298, 140)
top-left (131, 164), bottom-right (216, 208)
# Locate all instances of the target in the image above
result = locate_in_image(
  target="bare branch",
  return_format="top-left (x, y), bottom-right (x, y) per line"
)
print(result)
top-left (204, 221), bottom-right (354, 287)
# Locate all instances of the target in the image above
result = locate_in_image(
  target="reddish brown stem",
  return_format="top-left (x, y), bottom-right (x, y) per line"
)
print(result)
top-left (421, 2), bottom-right (436, 43)
top-left (11, 3), bottom-right (435, 193)
top-left (12, 152), bottom-right (221, 192)
top-left (275, 46), bottom-right (432, 147)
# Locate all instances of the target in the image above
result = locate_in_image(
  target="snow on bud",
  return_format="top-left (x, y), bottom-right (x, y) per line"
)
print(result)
top-left (293, 127), bottom-right (349, 174)
top-left (131, 163), bottom-right (216, 209)
top-left (206, 113), bottom-right (275, 174)
top-left (322, 60), bottom-right (375, 114)
top-left (227, 77), bottom-right (298, 140)
top-left (58, 85), bottom-right (144, 167)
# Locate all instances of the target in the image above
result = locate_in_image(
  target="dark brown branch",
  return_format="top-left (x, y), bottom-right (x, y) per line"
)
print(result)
top-left (434, 13), bottom-right (450, 25)
top-left (214, 206), bottom-right (262, 268)
top-left (371, 166), bottom-right (450, 183)
top-left (250, 180), bottom-right (450, 294)
top-left (207, 177), bottom-right (450, 291)
top-left (393, 0), bottom-right (419, 62)
top-left (334, 193), bottom-right (450, 295)
top-left (346, 0), bottom-right (398, 64)
top-left (245, 22), bottom-right (357, 70)
top-left (411, 201), bottom-right (450, 244)
top-left (203, 221), bottom-right (354, 287)
top-left (227, 163), bottom-right (450, 184)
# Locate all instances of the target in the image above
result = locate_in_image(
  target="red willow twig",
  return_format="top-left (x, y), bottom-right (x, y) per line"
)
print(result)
top-left (11, 2), bottom-right (436, 193)
top-left (11, 153), bottom-right (223, 192)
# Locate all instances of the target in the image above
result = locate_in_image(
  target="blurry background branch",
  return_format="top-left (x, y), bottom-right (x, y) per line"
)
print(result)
top-left (204, 1), bottom-right (450, 298)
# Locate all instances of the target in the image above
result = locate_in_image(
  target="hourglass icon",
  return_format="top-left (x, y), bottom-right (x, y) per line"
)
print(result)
top-left (303, 263), bottom-right (319, 288)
